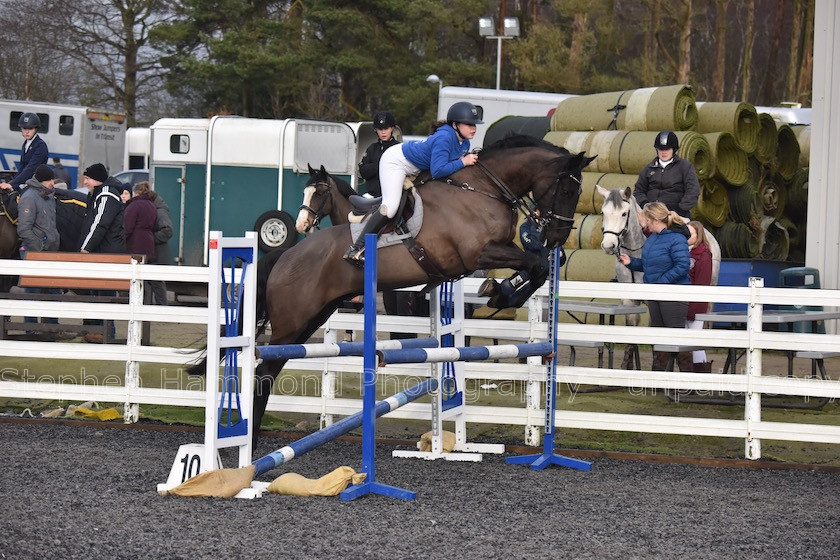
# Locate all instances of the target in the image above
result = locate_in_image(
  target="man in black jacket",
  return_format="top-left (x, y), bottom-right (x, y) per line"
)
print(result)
top-left (78, 163), bottom-right (125, 254)
top-left (358, 111), bottom-right (399, 197)
top-left (633, 131), bottom-right (700, 220)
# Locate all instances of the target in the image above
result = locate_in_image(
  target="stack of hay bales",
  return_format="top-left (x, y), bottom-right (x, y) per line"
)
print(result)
top-left (534, 85), bottom-right (810, 279)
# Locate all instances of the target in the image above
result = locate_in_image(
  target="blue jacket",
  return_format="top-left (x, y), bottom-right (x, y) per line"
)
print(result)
top-left (401, 124), bottom-right (469, 178)
top-left (626, 227), bottom-right (690, 284)
top-left (11, 135), bottom-right (49, 189)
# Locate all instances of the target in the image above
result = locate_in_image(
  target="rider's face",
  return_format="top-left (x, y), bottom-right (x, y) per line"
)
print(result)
top-left (456, 123), bottom-right (477, 140)
top-left (20, 128), bottom-right (37, 140)
top-left (375, 127), bottom-right (394, 141)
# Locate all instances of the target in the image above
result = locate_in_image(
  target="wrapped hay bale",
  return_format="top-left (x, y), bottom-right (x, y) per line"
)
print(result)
top-left (753, 113), bottom-right (779, 164)
top-left (775, 123), bottom-right (801, 181)
top-left (790, 124), bottom-right (810, 168)
top-left (703, 131), bottom-right (749, 186)
top-left (785, 167), bottom-right (808, 223)
top-left (759, 216), bottom-right (790, 261)
top-left (578, 172), bottom-right (638, 213)
top-left (560, 249), bottom-right (617, 282)
top-left (759, 173), bottom-right (787, 219)
top-left (550, 84), bottom-right (698, 132)
top-left (716, 221), bottom-right (761, 258)
top-left (728, 179), bottom-right (761, 224)
top-left (563, 213), bottom-right (604, 250)
top-left (693, 178), bottom-right (729, 228)
top-left (697, 101), bottom-right (760, 154)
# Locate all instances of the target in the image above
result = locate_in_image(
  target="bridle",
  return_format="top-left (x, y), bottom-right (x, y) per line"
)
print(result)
top-left (531, 170), bottom-right (581, 233)
top-left (298, 181), bottom-right (332, 232)
top-left (601, 199), bottom-right (644, 256)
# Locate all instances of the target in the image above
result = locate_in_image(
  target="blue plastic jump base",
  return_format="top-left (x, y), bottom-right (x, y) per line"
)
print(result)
top-left (505, 248), bottom-right (592, 472)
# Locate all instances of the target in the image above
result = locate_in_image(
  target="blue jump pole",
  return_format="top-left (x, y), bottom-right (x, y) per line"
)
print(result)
top-left (378, 341), bottom-right (553, 365)
top-left (251, 377), bottom-right (437, 477)
top-left (341, 234), bottom-right (419, 501)
top-left (506, 248), bottom-right (592, 471)
top-left (256, 337), bottom-right (438, 360)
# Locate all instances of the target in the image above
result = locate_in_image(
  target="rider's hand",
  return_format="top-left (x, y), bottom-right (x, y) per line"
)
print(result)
top-left (0, 183), bottom-right (12, 190)
top-left (461, 153), bottom-right (478, 166)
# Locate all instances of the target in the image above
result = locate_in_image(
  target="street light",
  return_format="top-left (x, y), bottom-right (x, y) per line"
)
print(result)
top-left (478, 16), bottom-right (520, 90)
top-left (426, 74), bottom-right (442, 95)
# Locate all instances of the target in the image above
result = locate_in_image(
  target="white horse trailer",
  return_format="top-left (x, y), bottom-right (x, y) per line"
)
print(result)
top-left (123, 126), bottom-right (151, 170)
top-left (0, 99), bottom-right (126, 190)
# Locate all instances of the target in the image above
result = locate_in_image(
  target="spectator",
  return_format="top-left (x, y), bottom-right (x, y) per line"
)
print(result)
top-left (633, 131), bottom-right (700, 220)
top-left (618, 202), bottom-right (690, 372)
top-left (77, 163), bottom-right (126, 343)
top-left (359, 111), bottom-right (400, 197)
top-left (51, 157), bottom-right (73, 189)
top-left (134, 181), bottom-right (173, 305)
top-left (17, 164), bottom-right (62, 334)
top-left (685, 220), bottom-right (714, 373)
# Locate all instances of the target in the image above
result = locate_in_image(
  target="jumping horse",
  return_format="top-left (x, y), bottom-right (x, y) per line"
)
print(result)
top-left (596, 185), bottom-right (721, 369)
top-left (193, 134), bottom-right (595, 442)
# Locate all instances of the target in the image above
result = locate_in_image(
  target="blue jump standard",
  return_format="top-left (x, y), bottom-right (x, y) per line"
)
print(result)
top-left (257, 337), bottom-right (439, 360)
top-left (505, 248), bottom-right (592, 472)
top-left (341, 234), bottom-right (418, 501)
top-left (251, 377), bottom-right (438, 477)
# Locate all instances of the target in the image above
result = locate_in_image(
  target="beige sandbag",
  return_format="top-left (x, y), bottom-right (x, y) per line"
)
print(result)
top-left (267, 466), bottom-right (365, 497)
top-left (419, 430), bottom-right (456, 452)
top-left (163, 465), bottom-right (257, 498)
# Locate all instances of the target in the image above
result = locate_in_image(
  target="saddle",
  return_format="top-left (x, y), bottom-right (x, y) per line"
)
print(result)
top-left (1, 190), bottom-right (20, 224)
top-left (346, 171), bottom-right (431, 234)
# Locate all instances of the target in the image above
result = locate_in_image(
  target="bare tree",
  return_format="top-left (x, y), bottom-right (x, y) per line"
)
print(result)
top-left (740, 0), bottom-right (755, 101)
top-left (711, 0), bottom-right (728, 100)
top-left (656, 0), bottom-right (693, 84)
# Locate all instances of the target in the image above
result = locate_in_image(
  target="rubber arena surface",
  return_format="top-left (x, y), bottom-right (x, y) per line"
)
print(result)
top-left (1, 421), bottom-right (838, 559)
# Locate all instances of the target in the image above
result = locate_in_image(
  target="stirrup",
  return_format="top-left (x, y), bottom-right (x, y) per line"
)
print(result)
top-left (343, 245), bottom-right (365, 266)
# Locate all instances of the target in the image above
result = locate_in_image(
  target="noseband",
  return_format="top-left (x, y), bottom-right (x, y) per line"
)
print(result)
top-left (298, 181), bottom-right (331, 232)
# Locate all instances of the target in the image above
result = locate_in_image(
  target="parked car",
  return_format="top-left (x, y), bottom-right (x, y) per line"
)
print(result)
top-left (114, 168), bottom-right (149, 187)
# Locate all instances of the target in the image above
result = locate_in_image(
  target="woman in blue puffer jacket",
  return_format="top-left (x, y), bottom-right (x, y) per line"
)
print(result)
top-left (618, 201), bottom-right (690, 371)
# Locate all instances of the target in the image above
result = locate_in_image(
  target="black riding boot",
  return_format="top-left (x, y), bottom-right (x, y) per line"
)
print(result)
top-left (343, 211), bottom-right (390, 266)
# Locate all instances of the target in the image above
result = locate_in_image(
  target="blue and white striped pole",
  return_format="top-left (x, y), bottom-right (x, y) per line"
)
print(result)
top-left (378, 341), bottom-right (553, 365)
top-left (257, 337), bottom-right (439, 360)
top-left (252, 377), bottom-right (437, 476)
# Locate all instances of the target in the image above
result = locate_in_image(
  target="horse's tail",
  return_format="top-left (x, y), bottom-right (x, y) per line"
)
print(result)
top-left (186, 247), bottom-right (287, 376)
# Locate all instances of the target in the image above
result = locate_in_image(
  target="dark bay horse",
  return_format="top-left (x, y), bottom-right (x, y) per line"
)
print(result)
top-left (195, 135), bottom-right (595, 440)
top-left (295, 164), bottom-right (356, 233)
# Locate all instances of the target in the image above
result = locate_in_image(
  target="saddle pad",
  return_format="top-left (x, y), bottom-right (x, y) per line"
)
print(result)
top-left (349, 190), bottom-right (424, 250)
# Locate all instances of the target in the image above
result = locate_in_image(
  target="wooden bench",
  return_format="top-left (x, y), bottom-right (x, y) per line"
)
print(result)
top-left (794, 351), bottom-right (840, 380)
top-left (1, 252), bottom-right (144, 343)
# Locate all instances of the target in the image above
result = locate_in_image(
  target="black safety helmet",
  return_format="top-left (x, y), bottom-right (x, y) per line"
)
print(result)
top-left (372, 111), bottom-right (396, 129)
top-left (18, 112), bottom-right (41, 129)
top-left (653, 131), bottom-right (679, 151)
top-left (446, 101), bottom-right (483, 125)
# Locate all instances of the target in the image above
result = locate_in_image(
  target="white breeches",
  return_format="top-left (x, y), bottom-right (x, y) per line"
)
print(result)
top-left (685, 319), bottom-right (707, 362)
top-left (378, 144), bottom-right (420, 218)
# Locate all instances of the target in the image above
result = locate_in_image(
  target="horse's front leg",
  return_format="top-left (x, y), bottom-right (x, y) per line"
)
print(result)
top-left (476, 242), bottom-right (541, 273)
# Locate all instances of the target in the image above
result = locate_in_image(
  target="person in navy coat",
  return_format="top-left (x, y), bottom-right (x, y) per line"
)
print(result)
top-left (0, 113), bottom-right (49, 193)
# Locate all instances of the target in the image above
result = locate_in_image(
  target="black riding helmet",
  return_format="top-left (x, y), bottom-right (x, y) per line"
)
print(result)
top-left (18, 112), bottom-right (41, 129)
top-left (446, 101), bottom-right (483, 125)
top-left (654, 130), bottom-right (679, 151)
top-left (373, 111), bottom-right (396, 129)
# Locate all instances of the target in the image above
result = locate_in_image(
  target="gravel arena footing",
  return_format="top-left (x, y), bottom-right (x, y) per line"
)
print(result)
top-left (1, 420), bottom-right (839, 559)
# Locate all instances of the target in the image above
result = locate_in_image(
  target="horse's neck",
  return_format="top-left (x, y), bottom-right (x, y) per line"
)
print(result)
top-left (623, 201), bottom-right (646, 256)
top-left (330, 186), bottom-right (356, 226)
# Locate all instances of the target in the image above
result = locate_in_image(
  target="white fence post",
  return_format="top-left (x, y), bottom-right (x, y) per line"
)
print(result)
top-left (745, 277), bottom-right (764, 459)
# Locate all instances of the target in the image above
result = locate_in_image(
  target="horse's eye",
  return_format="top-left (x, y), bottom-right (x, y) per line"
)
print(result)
top-left (622, 212), bottom-right (627, 217)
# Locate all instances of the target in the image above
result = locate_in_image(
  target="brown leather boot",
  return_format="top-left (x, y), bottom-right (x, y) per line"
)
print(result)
top-left (651, 351), bottom-right (670, 371)
top-left (692, 361), bottom-right (713, 373)
top-left (676, 352), bottom-right (694, 372)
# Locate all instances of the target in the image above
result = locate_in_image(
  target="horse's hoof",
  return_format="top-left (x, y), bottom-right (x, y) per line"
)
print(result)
top-left (477, 278), bottom-right (500, 297)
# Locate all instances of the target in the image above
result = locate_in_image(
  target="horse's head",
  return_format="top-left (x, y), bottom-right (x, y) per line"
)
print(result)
top-left (596, 185), bottom-right (639, 256)
top-left (296, 164), bottom-right (333, 234)
top-left (533, 150), bottom-right (596, 249)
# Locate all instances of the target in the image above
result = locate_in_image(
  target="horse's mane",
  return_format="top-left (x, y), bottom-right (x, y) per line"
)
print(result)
top-left (480, 133), bottom-right (571, 159)
top-left (311, 167), bottom-right (356, 199)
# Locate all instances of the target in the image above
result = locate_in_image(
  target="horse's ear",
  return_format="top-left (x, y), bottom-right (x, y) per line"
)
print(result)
top-left (308, 163), bottom-right (316, 175)
top-left (622, 186), bottom-right (632, 201)
top-left (583, 153), bottom-right (597, 169)
top-left (320, 165), bottom-right (327, 174)
top-left (595, 184), bottom-right (609, 200)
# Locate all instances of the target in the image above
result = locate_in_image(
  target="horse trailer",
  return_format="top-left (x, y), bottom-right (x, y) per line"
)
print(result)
top-left (149, 115), bottom-right (381, 266)
top-left (123, 126), bottom-right (151, 171)
top-left (0, 99), bottom-right (126, 190)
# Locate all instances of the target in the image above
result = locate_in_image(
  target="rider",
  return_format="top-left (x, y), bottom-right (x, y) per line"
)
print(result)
top-left (343, 101), bottom-right (483, 265)
top-left (0, 113), bottom-right (49, 194)
top-left (358, 111), bottom-right (400, 197)
top-left (477, 209), bottom-right (563, 309)
top-left (633, 131), bottom-right (700, 221)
